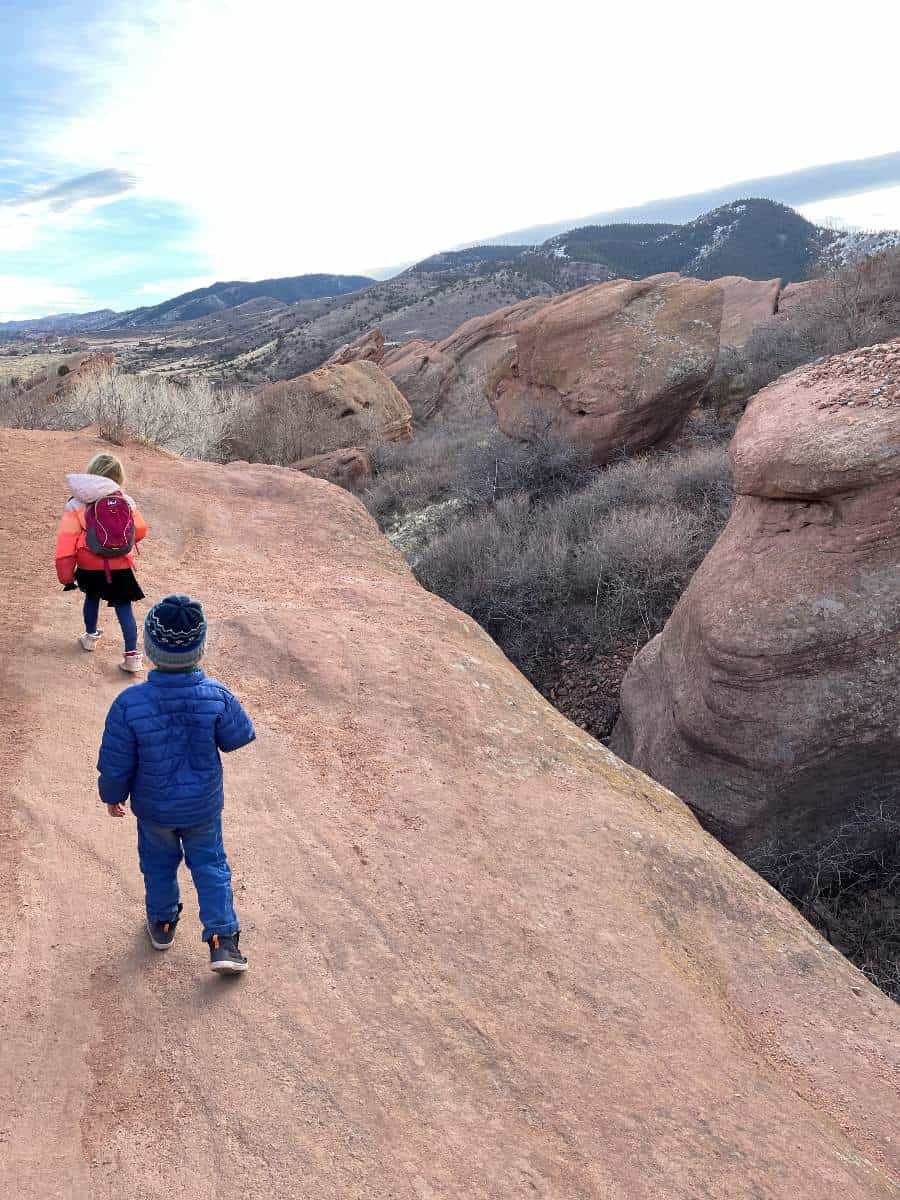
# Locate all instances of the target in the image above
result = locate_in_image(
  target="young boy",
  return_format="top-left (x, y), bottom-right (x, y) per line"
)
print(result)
top-left (97, 594), bottom-right (255, 973)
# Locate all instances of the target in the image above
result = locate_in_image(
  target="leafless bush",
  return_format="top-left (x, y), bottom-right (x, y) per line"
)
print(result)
top-left (71, 366), bottom-right (244, 460)
top-left (362, 411), bottom-right (591, 522)
top-left (222, 378), bottom-right (380, 466)
top-left (414, 444), bottom-right (732, 680)
top-left (0, 388), bottom-right (89, 431)
top-left (742, 247), bottom-right (900, 396)
top-left (748, 793), bottom-right (900, 1001)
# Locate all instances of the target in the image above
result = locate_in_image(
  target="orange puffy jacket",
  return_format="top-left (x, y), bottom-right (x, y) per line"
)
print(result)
top-left (55, 473), bottom-right (148, 586)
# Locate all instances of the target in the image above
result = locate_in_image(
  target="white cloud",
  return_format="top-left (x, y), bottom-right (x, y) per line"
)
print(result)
top-left (0, 170), bottom-right (137, 252)
top-left (28, 0), bottom-right (900, 277)
top-left (799, 186), bottom-right (900, 231)
top-left (0, 276), bottom-right (95, 322)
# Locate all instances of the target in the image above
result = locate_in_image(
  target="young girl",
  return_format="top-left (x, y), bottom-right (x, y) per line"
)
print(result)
top-left (55, 452), bottom-right (149, 673)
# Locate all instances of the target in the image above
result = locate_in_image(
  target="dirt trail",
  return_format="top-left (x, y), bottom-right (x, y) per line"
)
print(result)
top-left (1, 428), bottom-right (898, 1200)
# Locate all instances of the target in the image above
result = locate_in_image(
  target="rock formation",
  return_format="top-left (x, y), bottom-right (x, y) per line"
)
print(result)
top-left (612, 339), bottom-right (900, 853)
top-left (292, 446), bottom-right (372, 489)
top-left (326, 328), bottom-right (386, 366)
top-left (245, 359), bottom-right (412, 459)
top-left (2, 426), bottom-right (899, 1198)
top-left (489, 274), bottom-right (723, 464)
top-left (383, 298), bottom-right (547, 420)
top-left (714, 275), bottom-right (781, 347)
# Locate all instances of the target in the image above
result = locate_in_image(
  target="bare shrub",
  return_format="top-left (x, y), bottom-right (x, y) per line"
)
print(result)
top-left (361, 411), bottom-right (591, 522)
top-left (363, 415), bottom-right (498, 522)
top-left (71, 366), bottom-right (244, 460)
top-left (414, 444), bottom-right (732, 681)
top-left (743, 247), bottom-right (900, 396)
top-left (222, 382), bottom-right (359, 466)
top-left (748, 793), bottom-right (900, 1001)
top-left (0, 388), bottom-right (89, 431)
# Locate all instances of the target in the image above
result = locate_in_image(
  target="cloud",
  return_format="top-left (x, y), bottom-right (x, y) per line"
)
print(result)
top-left (10, 168), bottom-right (139, 213)
top-left (0, 275), bottom-right (94, 323)
top-left (7, 0), bottom-right (900, 313)
top-left (37, 0), bottom-right (900, 282)
top-left (0, 167), bottom-right (139, 252)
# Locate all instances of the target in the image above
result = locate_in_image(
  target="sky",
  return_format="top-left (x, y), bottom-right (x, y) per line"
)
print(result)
top-left (2, 0), bottom-right (900, 321)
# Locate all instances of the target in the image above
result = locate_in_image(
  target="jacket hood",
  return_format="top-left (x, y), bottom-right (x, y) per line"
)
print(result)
top-left (66, 473), bottom-right (123, 504)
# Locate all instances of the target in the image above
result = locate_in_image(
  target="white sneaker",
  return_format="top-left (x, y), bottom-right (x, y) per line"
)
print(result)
top-left (119, 652), bottom-right (144, 674)
top-left (79, 631), bottom-right (102, 651)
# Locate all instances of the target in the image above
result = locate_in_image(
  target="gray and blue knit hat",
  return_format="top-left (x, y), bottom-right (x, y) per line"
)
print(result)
top-left (144, 594), bottom-right (208, 671)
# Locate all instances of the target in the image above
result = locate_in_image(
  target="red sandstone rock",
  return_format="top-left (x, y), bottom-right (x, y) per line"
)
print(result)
top-left (292, 446), bottom-right (372, 488)
top-left (326, 328), bottom-right (386, 366)
top-left (2, 427), bottom-right (899, 1198)
top-left (777, 278), bottom-right (828, 315)
top-left (252, 360), bottom-right (412, 456)
top-left (713, 275), bottom-right (781, 347)
top-left (490, 274), bottom-right (723, 464)
top-left (612, 338), bottom-right (900, 852)
top-left (383, 298), bottom-right (548, 419)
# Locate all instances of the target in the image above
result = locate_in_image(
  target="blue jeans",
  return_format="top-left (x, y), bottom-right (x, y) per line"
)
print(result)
top-left (136, 817), bottom-right (239, 942)
top-left (83, 594), bottom-right (138, 652)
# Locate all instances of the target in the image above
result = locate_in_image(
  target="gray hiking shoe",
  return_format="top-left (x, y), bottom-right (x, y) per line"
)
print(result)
top-left (209, 932), bottom-right (248, 974)
top-left (147, 903), bottom-right (183, 951)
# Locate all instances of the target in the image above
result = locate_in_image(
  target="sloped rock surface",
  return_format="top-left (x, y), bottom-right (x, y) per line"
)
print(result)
top-left (292, 445), bottom-right (372, 488)
top-left (490, 274), bottom-right (723, 464)
top-left (326, 328), bottom-right (386, 366)
top-left (383, 298), bottom-right (547, 420)
top-left (612, 339), bottom-right (900, 853)
top-left (251, 359), bottom-right (412, 454)
top-left (2, 428), bottom-right (899, 1199)
top-left (714, 275), bottom-right (781, 347)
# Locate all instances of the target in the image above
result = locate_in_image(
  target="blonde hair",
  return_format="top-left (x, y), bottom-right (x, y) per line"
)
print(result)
top-left (86, 452), bottom-right (125, 485)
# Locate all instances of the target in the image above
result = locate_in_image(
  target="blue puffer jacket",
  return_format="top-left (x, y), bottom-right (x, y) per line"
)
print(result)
top-left (97, 670), bottom-right (255, 827)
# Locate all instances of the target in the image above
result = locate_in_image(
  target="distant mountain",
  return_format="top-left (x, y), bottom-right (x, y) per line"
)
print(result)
top-left (542, 199), bottom-right (838, 283)
top-left (5, 197), bottom-right (898, 381)
top-left (478, 150), bottom-right (900, 245)
top-left (111, 273), bottom-right (374, 328)
top-left (0, 275), bottom-right (374, 339)
top-left (0, 309), bottom-right (116, 337)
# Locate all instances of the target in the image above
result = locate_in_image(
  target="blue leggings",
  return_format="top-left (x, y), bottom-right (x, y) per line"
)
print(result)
top-left (83, 594), bottom-right (138, 652)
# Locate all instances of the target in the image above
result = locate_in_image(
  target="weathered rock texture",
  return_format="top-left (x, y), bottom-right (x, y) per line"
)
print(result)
top-left (2, 428), bottom-right (899, 1199)
top-left (326, 328), bottom-right (386, 366)
top-left (714, 275), bottom-right (781, 347)
top-left (383, 298), bottom-right (547, 420)
top-left (612, 339), bottom-right (900, 853)
top-left (292, 445), bottom-right (372, 489)
top-left (254, 359), bottom-right (412, 452)
top-left (489, 274), bottom-right (723, 464)
top-left (777, 278), bottom-right (828, 316)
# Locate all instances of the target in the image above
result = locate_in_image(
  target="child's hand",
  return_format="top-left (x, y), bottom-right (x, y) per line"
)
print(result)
top-left (106, 802), bottom-right (127, 818)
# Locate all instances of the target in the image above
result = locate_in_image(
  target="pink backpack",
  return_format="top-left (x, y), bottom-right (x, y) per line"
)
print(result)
top-left (83, 493), bottom-right (135, 578)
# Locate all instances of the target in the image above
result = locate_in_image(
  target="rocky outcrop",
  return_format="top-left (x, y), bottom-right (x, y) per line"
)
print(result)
top-left (253, 359), bottom-right (412, 454)
top-left (381, 339), bottom-right (456, 420)
top-left (383, 298), bottom-right (547, 420)
top-left (326, 328), bottom-right (386, 366)
top-left (292, 446), bottom-right (372, 489)
top-left (490, 274), bottom-right (723, 464)
top-left (777, 278), bottom-right (828, 316)
top-left (714, 275), bottom-right (781, 347)
top-left (3, 427), bottom-right (899, 1199)
top-left (612, 339), bottom-right (900, 853)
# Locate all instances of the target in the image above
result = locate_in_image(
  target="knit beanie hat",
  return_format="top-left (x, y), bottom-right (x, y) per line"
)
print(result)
top-left (144, 594), bottom-right (208, 671)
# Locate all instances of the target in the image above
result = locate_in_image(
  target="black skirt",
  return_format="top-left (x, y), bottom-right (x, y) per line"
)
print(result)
top-left (75, 566), bottom-right (145, 606)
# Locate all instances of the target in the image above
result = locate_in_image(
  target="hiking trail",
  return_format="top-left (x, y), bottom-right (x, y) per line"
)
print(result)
top-left (1, 429), bottom-right (898, 1200)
